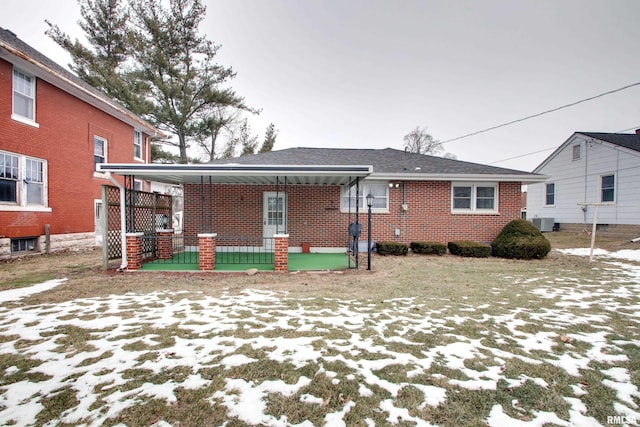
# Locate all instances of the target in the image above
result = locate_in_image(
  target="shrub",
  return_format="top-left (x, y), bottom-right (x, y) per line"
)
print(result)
top-left (376, 241), bottom-right (409, 256)
top-left (492, 219), bottom-right (551, 259)
top-left (410, 241), bottom-right (447, 255)
top-left (447, 241), bottom-right (492, 258)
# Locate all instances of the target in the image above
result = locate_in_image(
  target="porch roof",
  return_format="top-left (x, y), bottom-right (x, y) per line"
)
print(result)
top-left (97, 163), bottom-right (373, 185)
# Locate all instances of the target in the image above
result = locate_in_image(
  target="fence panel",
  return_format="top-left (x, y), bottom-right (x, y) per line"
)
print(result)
top-left (103, 185), bottom-right (172, 266)
top-left (216, 236), bottom-right (275, 265)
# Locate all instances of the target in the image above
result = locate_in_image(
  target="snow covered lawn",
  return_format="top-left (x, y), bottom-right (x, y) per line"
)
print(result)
top-left (0, 249), bottom-right (639, 426)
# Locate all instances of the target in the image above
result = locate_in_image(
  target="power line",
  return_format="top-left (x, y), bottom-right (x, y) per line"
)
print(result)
top-left (440, 81), bottom-right (640, 145)
top-left (488, 124), bottom-right (640, 166)
top-left (487, 146), bottom-right (557, 165)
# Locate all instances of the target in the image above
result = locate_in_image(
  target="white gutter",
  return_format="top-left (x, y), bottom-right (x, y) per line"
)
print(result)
top-left (106, 172), bottom-right (128, 271)
top-left (370, 173), bottom-right (547, 183)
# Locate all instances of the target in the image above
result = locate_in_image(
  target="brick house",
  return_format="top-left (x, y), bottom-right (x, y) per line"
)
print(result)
top-left (0, 27), bottom-right (162, 258)
top-left (99, 147), bottom-right (544, 270)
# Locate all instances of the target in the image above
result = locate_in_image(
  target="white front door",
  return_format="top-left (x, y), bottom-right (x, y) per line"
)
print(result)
top-left (263, 192), bottom-right (287, 250)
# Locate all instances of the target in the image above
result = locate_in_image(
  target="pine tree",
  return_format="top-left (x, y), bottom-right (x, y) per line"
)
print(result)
top-left (47, 0), bottom-right (254, 163)
top-left (258, 123), bottom-right (278, 153)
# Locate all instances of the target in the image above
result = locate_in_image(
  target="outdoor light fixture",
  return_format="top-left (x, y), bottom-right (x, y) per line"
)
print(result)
top-left (366, 192), bottom-right (375, 208)
top-left (366, 192), bottom-right (374, 270)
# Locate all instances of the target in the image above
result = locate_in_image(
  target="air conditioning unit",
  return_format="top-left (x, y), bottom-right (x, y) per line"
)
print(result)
top-left (532, 217), bottom-right (555, 232)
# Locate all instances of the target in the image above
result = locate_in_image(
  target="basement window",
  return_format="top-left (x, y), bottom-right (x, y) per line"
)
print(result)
top-left (11, 237), bottom-right (38, 254)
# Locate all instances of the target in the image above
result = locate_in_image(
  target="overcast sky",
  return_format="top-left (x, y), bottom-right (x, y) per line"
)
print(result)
top-left (2, 0), bottom-right (639, 171)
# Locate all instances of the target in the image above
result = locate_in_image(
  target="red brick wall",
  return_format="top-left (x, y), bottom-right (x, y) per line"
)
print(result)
top-left (184, 181), bottom-right (523, 246)
top-left (0, 59), bottom-right (148, 239)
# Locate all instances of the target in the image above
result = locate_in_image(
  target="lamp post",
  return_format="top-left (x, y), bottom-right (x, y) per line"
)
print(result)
top-left (366, 192), bottom-right (374, 271)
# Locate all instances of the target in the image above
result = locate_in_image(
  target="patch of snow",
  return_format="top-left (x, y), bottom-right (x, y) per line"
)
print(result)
top-left (380, 399), bottom-right (436, 426)
top-left (602, 379), bottom-right (640, 409)
top-left (323, 401), bottom-right (356, 427)
top-left (0, 278), bottom-right (67, 303)
top-left (299, 393), bottom-right (324, 405)
top-left (487, 404), bottom-right (570, 426)
top-left (602, 367), bottom-right (631, 382)
top-left (220, 354), bottom-right (257, 368)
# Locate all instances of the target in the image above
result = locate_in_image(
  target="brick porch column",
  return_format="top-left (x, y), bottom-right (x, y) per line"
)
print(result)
top-left (274, 234), bottom-right (289, 272)
top-left (156, 229), bottom-right (174, 260)
top-left (126, 232), bottom-right (144, 271)
top-left (198, 233), bottom-right (217, 271)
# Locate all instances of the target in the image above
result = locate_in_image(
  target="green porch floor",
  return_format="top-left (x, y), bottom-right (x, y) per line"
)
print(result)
top-left (140, 252), bottom-right (351, 271)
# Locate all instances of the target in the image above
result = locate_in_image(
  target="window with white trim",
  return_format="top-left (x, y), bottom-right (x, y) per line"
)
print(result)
top-left (12, 68), bottom-right (36, 123)
top-left (0, 151), bottom-right (48, 209)
top-left (601, 174), bottom-right (615, 202)
top-left (545, 182), bottom-right (555, 206)
top-left (572, 144), bottom-right (581, 160)
top-left (134, 130), bottom-right (143, 160)
top-left (0, 153), bottom-right (19, 203)
top-left (451, 183), bottom-right (498, 213)
top-left (25, 158), bottom-right (44, 205)
top-left (341, 182), bottom-right (389, 212)
top-left (94, 136), bottom-right (107, 169)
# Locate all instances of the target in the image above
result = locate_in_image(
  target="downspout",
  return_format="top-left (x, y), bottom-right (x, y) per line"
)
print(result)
top-left (106, 172), bottom-right (128, 271)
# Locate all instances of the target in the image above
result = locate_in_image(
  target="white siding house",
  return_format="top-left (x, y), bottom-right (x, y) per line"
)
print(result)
top-left (527, 131), bottom-right (640, 233)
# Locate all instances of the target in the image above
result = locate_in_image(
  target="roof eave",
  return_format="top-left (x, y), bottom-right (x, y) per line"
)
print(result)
top-left (0, 41), bottom-right (165, 138)
top-left (98, 163), bottom-right (373, 185)
top-left (370, 172), bottom-right (547, 183)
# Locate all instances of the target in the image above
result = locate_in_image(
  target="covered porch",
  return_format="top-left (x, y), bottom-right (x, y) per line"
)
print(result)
top-left (97, 163), bottom-right (373, 272)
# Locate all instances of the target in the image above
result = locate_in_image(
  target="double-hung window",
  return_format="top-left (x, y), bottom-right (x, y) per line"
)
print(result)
top-left (134, 130), bottom-right (143, 160)
top-left (0, 153), bottom-right (19, 203)
top-left (601, 174), bottom-right (615, 203)
top-left (25, 159), bottom-right (44, 205)
top-left (545, 182), bottom-right (555, 206)
top-left (451, 182), bottom-right (498, 213)
top-left (94, 136), bottom-right (107, 169)
top-left (341, 181), bottom-right (389, 212)
top-left (12, 68), bottom-right (37, 125)
top-left (0, 150), bottom-right (48, 210)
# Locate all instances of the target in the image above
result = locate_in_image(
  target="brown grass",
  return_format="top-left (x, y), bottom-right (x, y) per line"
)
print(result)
top-left (1, 232), bottom-right (636, 306)
top-left (0, 231), bottom-right (638, 426)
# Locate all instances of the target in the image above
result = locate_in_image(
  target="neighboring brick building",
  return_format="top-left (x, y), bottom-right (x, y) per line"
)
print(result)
top-left (0, 27), bottom-right (162, 258)
top-left (100, 147), bottom-right (544, 262)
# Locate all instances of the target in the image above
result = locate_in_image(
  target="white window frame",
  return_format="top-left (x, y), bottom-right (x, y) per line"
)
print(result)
top-left (572, 144), bottom-right (581, 160)
top-left (12, 68), bottom-right (39, 127)
top-left (600, 173), bottom-right (616, 203)
top-left (451, 182), bottom-right (499, 214)
top-left (0, 150), bottom-right (50, 212)
top-left (94, 136), bottom-right (108, 171)
top-left (340, 181), bottom-right (389, 213)
top-left (545, 182), bottom-right (555, 206)
top-left (134, 130), bottom-right (143, 161)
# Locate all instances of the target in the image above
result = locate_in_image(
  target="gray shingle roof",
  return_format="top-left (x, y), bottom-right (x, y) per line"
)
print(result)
top-left (211, 147), bottom-right (540, 177)
top-left (579, 132), bottom-right (640, 153)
